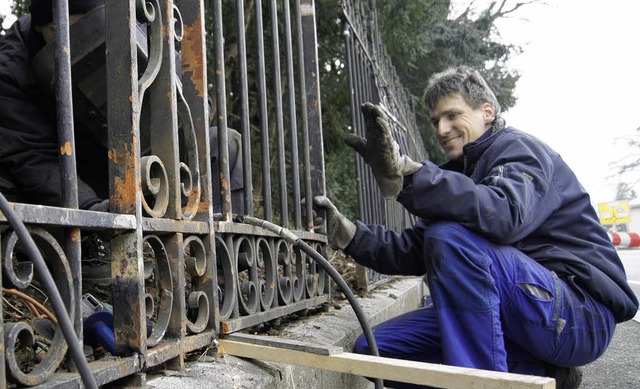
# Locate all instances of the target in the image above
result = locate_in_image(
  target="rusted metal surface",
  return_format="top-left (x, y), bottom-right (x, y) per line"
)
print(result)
top-left (0, 204), bottom-right (136, 229)
top-left (28, 356), bottom-right (141, 389)
top-left (1, 0), bottom-right (332, 386)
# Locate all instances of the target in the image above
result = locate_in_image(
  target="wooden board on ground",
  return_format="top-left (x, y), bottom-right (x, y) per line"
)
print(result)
top-left (223, 332), bottom-right (344, 355)
top-left (218, 339), bottom-right (555, 389)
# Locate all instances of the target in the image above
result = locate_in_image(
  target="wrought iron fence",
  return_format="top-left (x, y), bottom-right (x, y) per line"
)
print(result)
top-left (341, 0), bottom-right (429, 291)
top-left (0, 0), bottom-right (330, 387)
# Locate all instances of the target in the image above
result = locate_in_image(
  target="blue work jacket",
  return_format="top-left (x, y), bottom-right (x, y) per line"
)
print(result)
top-left (346, 125), bottom-right (639, 323)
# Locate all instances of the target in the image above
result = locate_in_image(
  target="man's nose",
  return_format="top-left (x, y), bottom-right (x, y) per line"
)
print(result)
top-left (435, 120), bottom-right (450, 137)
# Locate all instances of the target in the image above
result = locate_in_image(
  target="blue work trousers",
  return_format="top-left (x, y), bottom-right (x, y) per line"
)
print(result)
top-left (353, 222), bottom-right (615, 389)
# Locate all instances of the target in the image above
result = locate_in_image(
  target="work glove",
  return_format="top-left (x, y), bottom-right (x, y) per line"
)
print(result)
top-left (313, 196), bottom-right (356, 251)
top-left (87, 199), bottom-right (110, 213)
top-left (345, 103), bottom-right (422, 199)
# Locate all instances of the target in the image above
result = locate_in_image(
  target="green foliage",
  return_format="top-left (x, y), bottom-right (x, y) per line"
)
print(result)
top-left (11, 0), bottom-right (29, 16)
top-left (0, 0), bottom-right (28, 36)
top-left (374, 0), bottom-right (524, 165)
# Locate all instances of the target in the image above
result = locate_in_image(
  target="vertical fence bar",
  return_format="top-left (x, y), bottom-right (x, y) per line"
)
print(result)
top-left (53, 0), bottom-right (84, 348)
top-left (268, 0), bottom-right (289, 228)
top-left (234, 0), bottom-right (254, 216)
top-left (300, 0), bottom-right (326, 197)
top-left (212, 0), bottom-right (232, 221)
top-left (344, 26), bottom-right (364, 220)
top-left (180, 0), bottom-right (219, 331)
top-left (294, 0), bottom-right (313, 230)
top-left (106, 0), bottom-right (147, 356)
top-left (283, 0), bottom-right (302, 230)
top-left (54, 0), bottom-right (78, 211)
top-left (255, 0), bottom-right (273, 222)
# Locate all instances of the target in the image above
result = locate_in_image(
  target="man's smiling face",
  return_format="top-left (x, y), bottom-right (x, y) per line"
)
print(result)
top-left (429, 93), bottom-right (495, 160)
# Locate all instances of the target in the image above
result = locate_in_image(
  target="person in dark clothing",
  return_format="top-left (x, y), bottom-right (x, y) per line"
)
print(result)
top-left (314, 66), bottom-right (638, 388)
top-left (0, 0), bottom-right (244, 214)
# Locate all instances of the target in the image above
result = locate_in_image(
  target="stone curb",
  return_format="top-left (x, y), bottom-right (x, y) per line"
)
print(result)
top-left (147, 277), bottom-right (425, 389)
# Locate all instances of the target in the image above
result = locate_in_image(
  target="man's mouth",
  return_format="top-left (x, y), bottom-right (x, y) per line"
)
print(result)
top-left (440, 136), bottom-right (460, 148)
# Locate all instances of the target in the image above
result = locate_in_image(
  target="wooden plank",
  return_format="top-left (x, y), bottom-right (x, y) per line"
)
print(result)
top-left (223, 333), bottom-right (343, 355)
top-left (218, 339), bottom-right (555, 389)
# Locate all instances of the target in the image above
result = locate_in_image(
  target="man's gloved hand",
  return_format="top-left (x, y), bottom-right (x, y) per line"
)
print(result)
top-left (345, 103), bottom-right (422, 199)
top-left (87, 199), bottom-right (109, 213)
top-left (313, 196), bottom-right (356, 251)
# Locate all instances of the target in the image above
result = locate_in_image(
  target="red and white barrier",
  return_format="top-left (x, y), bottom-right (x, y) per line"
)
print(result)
top-left (608, 232), bottom-right (640, 249)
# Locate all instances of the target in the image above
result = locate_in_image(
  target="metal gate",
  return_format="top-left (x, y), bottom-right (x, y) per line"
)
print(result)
top-left (0, 0), bottom-right (329, 387)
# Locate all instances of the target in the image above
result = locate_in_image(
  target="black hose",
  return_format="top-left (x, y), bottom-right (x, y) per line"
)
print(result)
top-left (0, 193), bottom-right (98, 389)
top-left (236, 215), bottom-right (384, 389)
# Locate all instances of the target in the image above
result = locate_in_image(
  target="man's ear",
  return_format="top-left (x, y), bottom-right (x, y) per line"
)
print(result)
top-left (482, 103), bottom-right (495, 125)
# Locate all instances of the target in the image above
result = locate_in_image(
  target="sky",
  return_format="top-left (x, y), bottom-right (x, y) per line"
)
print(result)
top-left (2, 1), bottom-right (639, 207)
top-left (452, 0), bottom-right (640, 207)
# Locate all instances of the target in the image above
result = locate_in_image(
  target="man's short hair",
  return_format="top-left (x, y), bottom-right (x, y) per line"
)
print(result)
top-left (29, 0), bottom-right (104, 27)
top-left (422, 65), bottom-right (502, 118)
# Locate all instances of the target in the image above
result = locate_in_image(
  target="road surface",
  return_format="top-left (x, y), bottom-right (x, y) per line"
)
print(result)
top-left (619, 249), bottom-right (640, 312)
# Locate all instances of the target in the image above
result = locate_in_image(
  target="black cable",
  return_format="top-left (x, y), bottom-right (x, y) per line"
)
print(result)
top-left (0, 193), bottom-right (98, 389)
top-left (237, 215), bottom-right (384, 389)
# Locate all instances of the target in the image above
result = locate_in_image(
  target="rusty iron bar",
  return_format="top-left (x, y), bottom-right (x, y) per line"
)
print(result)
top-left (268, 0), bottom-right (289, 228)
top-left (234, 0), bottom-right (254, 216)
top-left (54, 0), bottom-right (79, 210)
top-left (212, 0), bottom-right (233, 221)
top-left (254, 0), bottom-right (273, 222)
top-left (283, 0), bottom-right (303, 230)
top-left (105, 0), bottom-right (146, 358)
top-left (178, 0), bottom-right (219, 335)
top-left (52, 0), bottom-right (85, 351)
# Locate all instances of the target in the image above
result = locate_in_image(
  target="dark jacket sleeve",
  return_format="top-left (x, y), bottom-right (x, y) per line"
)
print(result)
top-left (0, 46), bottom-right (101, 209)
top-left (397, 135), bottom-right (560, 245)
top-left (345, 219), bottom-right (429, 276)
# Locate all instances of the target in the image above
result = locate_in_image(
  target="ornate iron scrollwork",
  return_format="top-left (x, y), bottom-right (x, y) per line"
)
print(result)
top-left (143, 235), bottom-right (173, 347)
top-left (183, 235), bottom-right (209, 334)
top-left (215, 235), bottom-right (236, 320)
top-left (256, 237), bottom-right (276, 311)
top-left (140, 155), bottom-right (170, 218)
top-left (1, 228), bottom-right (74, 386)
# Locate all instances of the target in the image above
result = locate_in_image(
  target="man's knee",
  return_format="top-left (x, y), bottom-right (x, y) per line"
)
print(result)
top-left (423, 221), bottom-right (469, 241)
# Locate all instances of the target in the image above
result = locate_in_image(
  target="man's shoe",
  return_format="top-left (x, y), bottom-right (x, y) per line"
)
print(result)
top-left (549, 366), bottom-right (583, 389)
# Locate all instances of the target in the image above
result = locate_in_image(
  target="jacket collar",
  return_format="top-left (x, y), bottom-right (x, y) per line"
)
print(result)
top-left (462, 117), bottom-right (506, 163)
